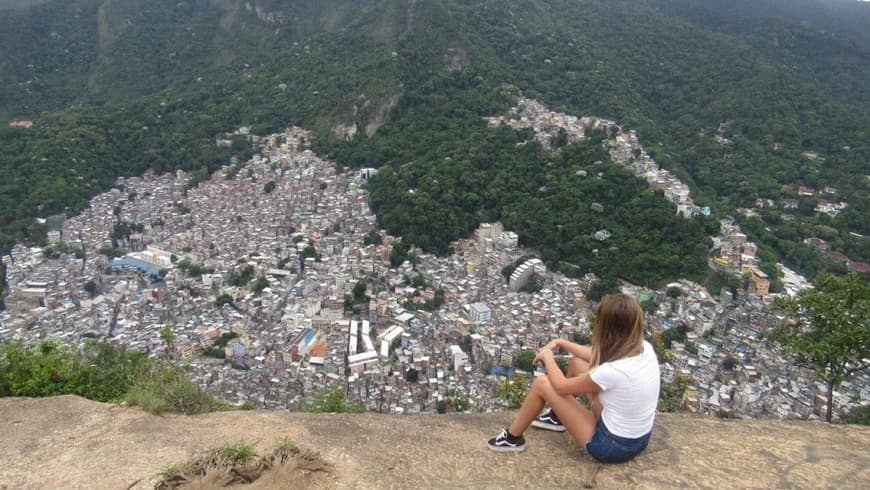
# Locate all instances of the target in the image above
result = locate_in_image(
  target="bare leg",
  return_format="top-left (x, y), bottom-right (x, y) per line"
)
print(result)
top-left (557, 358), bottom-right (602, 420)
top-left (588, 392), bottom-right (603, 420)
top-left (509, 376), bottom-right (599, 448)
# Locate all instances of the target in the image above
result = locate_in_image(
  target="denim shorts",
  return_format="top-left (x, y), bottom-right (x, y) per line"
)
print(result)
top-left (584, 420), bottom-right (651, 463)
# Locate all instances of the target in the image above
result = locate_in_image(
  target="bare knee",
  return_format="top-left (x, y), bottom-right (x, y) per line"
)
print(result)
top-left (533, 375), bottom-right (569, 405)
top-left (532, 375), bottom-right (552, 391)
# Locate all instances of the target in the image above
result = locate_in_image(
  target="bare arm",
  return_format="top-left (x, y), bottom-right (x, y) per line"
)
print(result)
top-left (537, 349), bottom-right (601, 396)
top-left (544, 338), bottom-right (592, 361)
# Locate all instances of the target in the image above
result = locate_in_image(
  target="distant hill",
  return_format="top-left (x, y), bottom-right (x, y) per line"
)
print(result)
top-left (0, 0), bottom-right (50, 9)
top-left (651, 0), bottom-right (870, 117)
top-left (0, 0), bottom-right (868, 291)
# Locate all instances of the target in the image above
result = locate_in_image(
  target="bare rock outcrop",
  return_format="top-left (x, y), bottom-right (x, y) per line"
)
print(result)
top-left (331, 122), bottom-right (358, 141)
top-left (1, 395), bottom-right (868, 489)
top-left (364, 94), bottom-right (400, 137)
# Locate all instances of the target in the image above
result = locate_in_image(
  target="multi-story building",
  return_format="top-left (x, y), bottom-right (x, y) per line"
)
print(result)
top-left (465, 302), bottom-right (492, 325)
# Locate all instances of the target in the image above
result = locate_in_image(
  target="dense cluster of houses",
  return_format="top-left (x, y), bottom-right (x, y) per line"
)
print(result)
top-left (1, 119), bottom-right (864, 420)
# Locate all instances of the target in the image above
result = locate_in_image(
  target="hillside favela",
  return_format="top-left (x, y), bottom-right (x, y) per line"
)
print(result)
top-left (0, 0), bottom-right (868, 488)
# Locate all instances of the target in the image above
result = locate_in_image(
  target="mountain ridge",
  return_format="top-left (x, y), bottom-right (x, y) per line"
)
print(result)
top-left (0, 0), bottom-right (868, 293)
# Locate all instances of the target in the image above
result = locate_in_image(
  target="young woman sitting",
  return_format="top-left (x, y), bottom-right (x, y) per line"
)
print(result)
top-left (487, 293), bottom-right (660, 463)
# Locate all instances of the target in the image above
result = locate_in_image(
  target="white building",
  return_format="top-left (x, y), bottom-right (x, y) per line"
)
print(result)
top-left (497, 231), bottom-right (518, 248)
top-left (361, 320), bottom-right (375, 354)
top-left (593, 230), bottom-right (611, 241)
top-left (450, 345), bottom-right (469, 373)
top-left (348, 320), bottom-right (358, 354)
top-left (477, 222), bottom-right (504, 242)
top-left (133, 246), bottom-right (174, 268)
top-left (698, 343), bottom-right (715, 364)
top-left (348, 319), bottom-right (378, 373)
top-left (465, 302), bottom-right (492, 325)
top-left (509, 258), bottom-right (546, 291)
top-left (379, 324), bottom-right (404, 357)
top-left (348, 351), bottom-right (378, 373)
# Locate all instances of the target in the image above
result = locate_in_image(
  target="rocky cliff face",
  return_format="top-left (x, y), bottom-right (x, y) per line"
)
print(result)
top-left (1, 395), bottom-right (868, 489)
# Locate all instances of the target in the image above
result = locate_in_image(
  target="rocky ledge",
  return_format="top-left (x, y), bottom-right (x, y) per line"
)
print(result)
top-left (1, 395), bottom-right (868, 489)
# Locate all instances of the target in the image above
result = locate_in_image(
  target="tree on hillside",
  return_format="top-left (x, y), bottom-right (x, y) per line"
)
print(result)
top-left (658, 374), bottom-right (690, 413)
top-left (767, 273), bottom-right (869, 422)
top-left (352, 280), bottom-right (369, 303)
top-left (83, 280), bottom-right (98, 298)
top-left (516, 350), bottom-right (537, 371)
top-left (215, 293), bottom-right (234, 307)
top-left (363, 230), bottom-right (383, 246)
top-left (251, 276), bottom-right (269, 295)
top-left (587, 278), bottom-right (620, 301)
top-left (300, 244), bottom-right (320, 263)
top-left (389, 240), bottom-right (416, 268)
top-left (159, 324), bottom-right (176, 358)
top-left (722, 355), bottom-right (738, 371)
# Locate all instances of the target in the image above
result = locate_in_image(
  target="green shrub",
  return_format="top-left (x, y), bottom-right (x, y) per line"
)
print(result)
top-left (126, 361), bottom-right (221, 415)
top-left (516, 350), bottom-right (536, 371)
top-left (203, 331), bottom-right (238, 358)
top-left (0, 341), bottom-right (145, 402)
top-left (844, 406), bottom-right (870, 426)
top-left (0, 341), bottom-right (222, 416)
top-left (125, 381), bottom-right (172, 414)
top-left (305, 387), bottom-right (364, 413)
top-left (221, 442), bottom-right (258, 465)
top-left (659, 375), bottom-right (690, 413)
top-left (499, 374), bottom-right (528, 409)
top-left (158, 464), bottom-right (181, 480)
top-left (275, 437), bottom-right (296, 452)
top-left (203, 346), bottom-right (226, 359)
top-left (449, 394), bottom-right (471, 412)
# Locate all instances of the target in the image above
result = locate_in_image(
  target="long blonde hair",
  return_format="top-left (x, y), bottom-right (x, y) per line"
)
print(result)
top-left (589, 294), bottom-right (645, 369)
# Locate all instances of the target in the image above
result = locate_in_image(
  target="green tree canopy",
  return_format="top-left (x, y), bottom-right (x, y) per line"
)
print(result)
top-left (768, 273), bottom-right (870, 422)
top-left (516, 350), bottom-right (537, 371)
top-left (159, 324), bottom-right (175, 356)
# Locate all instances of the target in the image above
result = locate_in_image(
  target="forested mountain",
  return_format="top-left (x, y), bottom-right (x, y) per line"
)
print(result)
top-left (0, 1), bottom-right (50, 9)
top-left (0, 0), bottom-right (387, 117)
top-left (1, 0), bottom-right (868, 298)
top-left (651, 0), bottom-right (870, 118)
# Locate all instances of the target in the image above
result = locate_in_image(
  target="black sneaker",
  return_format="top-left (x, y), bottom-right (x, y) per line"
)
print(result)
top-left (531, 408), bottom-right (566, 432)
top-left (487, 428), bottom-right (527, 452)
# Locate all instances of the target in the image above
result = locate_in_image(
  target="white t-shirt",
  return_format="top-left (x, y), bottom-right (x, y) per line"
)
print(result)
top-left (589, 340), bottom-right (661, 438)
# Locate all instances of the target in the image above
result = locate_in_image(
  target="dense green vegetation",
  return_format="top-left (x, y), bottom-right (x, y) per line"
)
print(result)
top-left (659, 375), bottom-right (690, 413)
top-left (305, 387), bottom-right (365, 413)
top-left (358, 84), bottom-right (713, 284)
top-left (498, 374), bottom-right (528, 409)
top-left (845, 406), bottom-right (870, 426)
top-left (653, 0), bottom-right (870, 116)
top-left (0, 341), bottom-right (224, 414)
top-left (451, 0), bottom-right (870, 282)
top-left (1, 0), bottom-right (868, 294)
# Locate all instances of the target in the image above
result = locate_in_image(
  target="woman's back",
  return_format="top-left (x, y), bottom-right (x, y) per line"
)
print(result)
top-left (589, 340), bottom-right (660, 439)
